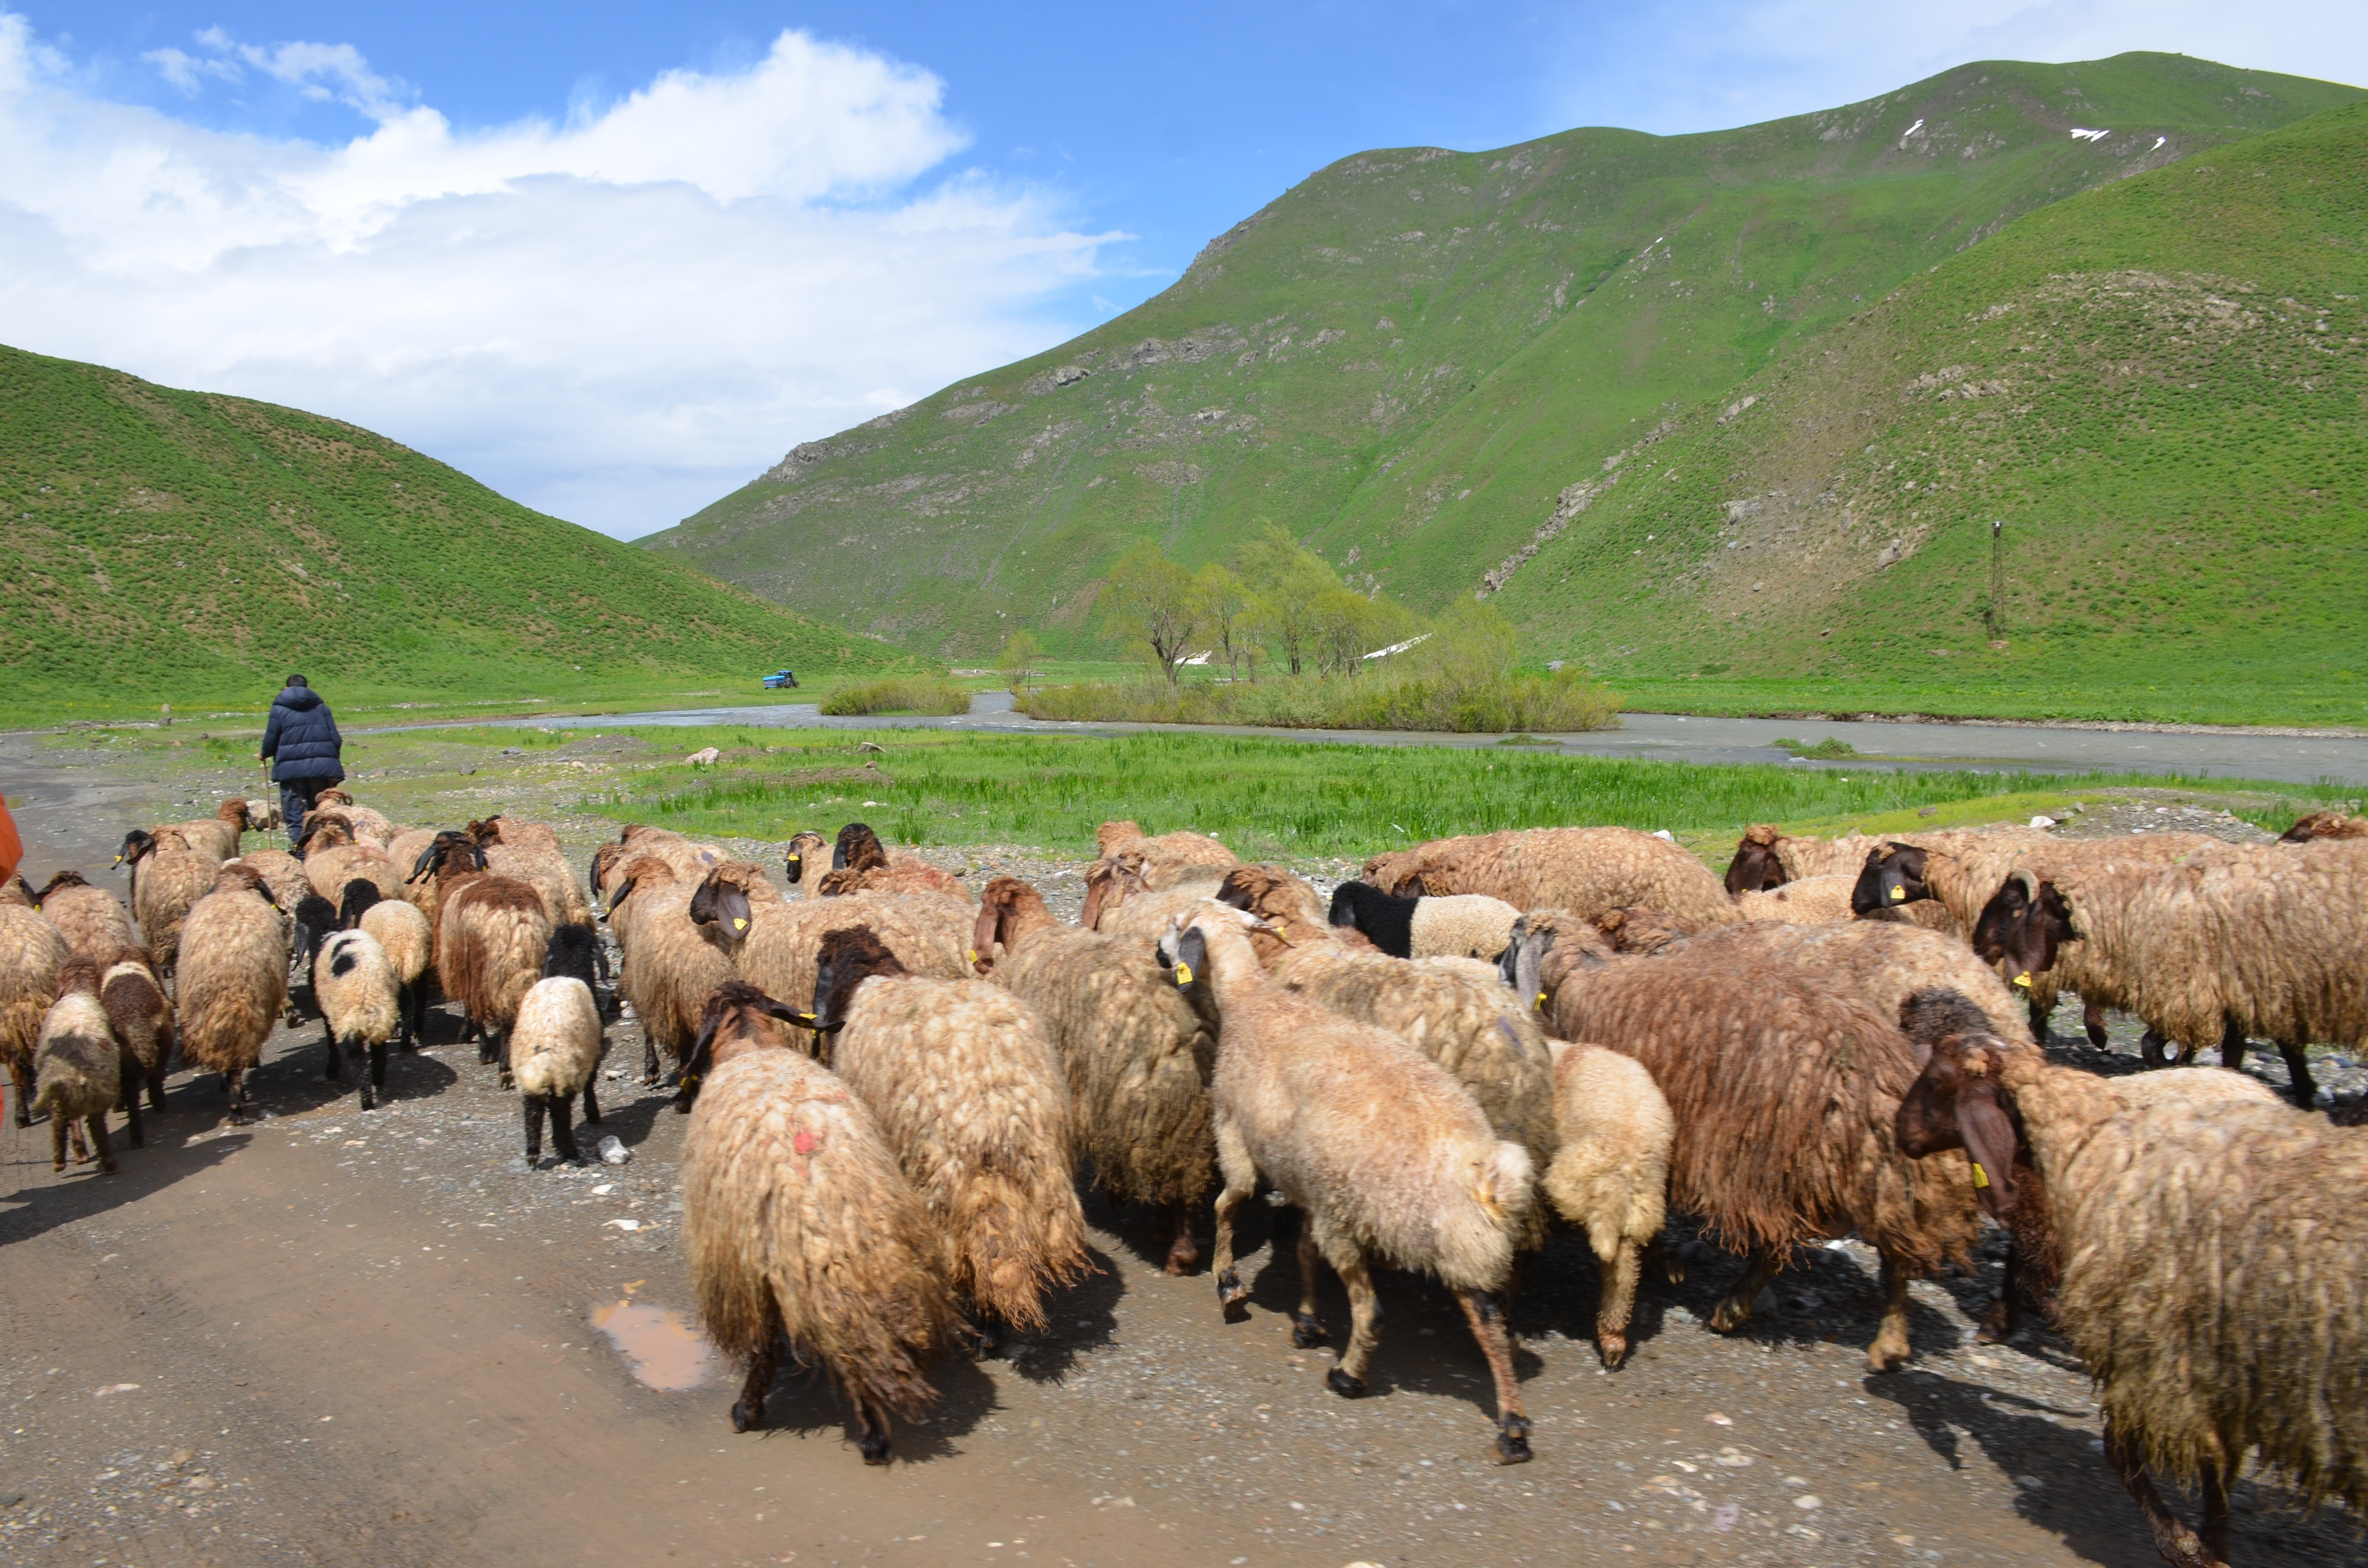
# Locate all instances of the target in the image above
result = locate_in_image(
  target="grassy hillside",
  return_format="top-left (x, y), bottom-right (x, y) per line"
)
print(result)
top-left (1489, 100), bottom-right (2368, 726)
top-left (648, 52), bottom-right (2359, 704)
top-left (0, 346), bottom-right (910, 726)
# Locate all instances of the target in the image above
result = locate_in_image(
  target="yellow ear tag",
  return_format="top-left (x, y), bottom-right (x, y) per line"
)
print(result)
top-left (787, 854), bottom-right (800, 864)
top-left (966, 948), bottom-right (978, 964)
top-left (1173, 962), bottom-right (1194, 985)
top-left (1536, 991), bottom-right (1548, 1008)
top-left (2012, 971), bottom-right (2032, 989)
top-left (1889, 885), bottom-right (1907, 901)
top-left (732, 917), bottom-right (747, 931)
top-left (1970, 1161), bottom-right (1990, 1189)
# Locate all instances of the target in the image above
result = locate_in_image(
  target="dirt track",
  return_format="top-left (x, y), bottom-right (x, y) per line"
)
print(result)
top-left (2, 742), bottom-right (2362, 1568)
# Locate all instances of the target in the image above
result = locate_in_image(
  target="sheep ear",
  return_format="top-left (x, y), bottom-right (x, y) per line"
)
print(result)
top-left (1957, 1079), bottom-right (2020, 1219)
top-left (1171, 926), bottom-right (1209, 988)
top-left (686, 1012), bottom-right (723, 1079)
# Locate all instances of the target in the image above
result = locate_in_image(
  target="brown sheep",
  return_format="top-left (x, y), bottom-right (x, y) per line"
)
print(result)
top-left (1080, 822), bottom-right (1236, 927)
top-left (1, 901), bottom-right (71, 1127)
top-left (469, 817), bottom-right (593, 929)
top-left (468, 813), bottom-right (563, 857)
top-left (418, 834), bottom-right (551, 1076)
top-left (1732, 873), bottom-right (1858, 925)
top-left (2282, 809), bottom-right (2368, 843)
top-left (818, 822), bottom-right (970, 901)
top-left (974, 877), bottom-right (1216, 1274)
top-left (812, 926), bottom-right (1086, 1345)
top-left (115, 827), bottom-right (220, 980)
top-left (1160, 906), bottom-right (1538, 1465)
top-left (1894, 991), bottom-right (2368, 1568)
top-left (175, 863), bottom-right (288, 1120)
top-left (1509, 916), bottom-right (1981, 1371)
top-left (1365, 826), bottom-right (1737, 929)
top-left (608, 858), bottom-right (740, 1085)
top-left (159, 803), bottom-right (243, 864)
top-left (98, 945), bottom-right (174, 1117)
top-left (1724, 824), bottom-right (1883, 893)
top-left (37, 956), bottom-right (135, 1171)
top-left (780, 829), bottom-right (829, 896)
top-left (307, 788), bottom-right (397, 844)
top-left (682, 1010), bottom-right (958, 1463)
top-left (31, 871), bottom-right (137, 960)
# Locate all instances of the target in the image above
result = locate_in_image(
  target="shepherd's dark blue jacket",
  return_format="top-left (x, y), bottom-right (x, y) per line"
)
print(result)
top-left (259, 686), bottom-right (345, 784)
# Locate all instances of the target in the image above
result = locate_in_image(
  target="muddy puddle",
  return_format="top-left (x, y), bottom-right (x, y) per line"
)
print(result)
top-left (591, 1299), bottom-right (715, 1390)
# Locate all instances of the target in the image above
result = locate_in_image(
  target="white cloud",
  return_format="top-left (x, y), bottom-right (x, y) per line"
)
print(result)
top-left (0, 15), bottom-right (1120, 537)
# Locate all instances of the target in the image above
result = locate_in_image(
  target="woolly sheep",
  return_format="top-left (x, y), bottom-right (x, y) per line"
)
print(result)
top-left (681, 1017), bottom-right (958, 1463)
top-left (1507, 916), bottom-right (1982, 1371)
top-left (1541, 1040), bottom-right (1675, 1368)
top-left (308, 788), bottom-right (397, 844)
top-left (345, 881), bottom-right (433, 1047)
top-left (780, 829), bottom-right (829, 896)
top-left (1161, 906), bottom-right (1538, 1464)
top-left (608, 857), bottom-right (740, 1085)
top-left (302, 821), bottom-right (404, 906)
top-left (1327, 881), bottom-right (1522, 960)
top-left (160, 801), bottom-right (245, 863)
top-left (469, 817), bottom-right (593, 930)
top-left (30, 872), bottom-right (137, 961)
top-left (314, 929), bottom-right (400, 1110)
top-left (1080, 822), bottom-right (1236, 927)
top-left (1978, 840), bottom-right (2368, 1107)
top-left (2282, 809), bottom-right (2368, 843)
top-left (510, 926), bottom-right (609, 1166)
top-left (1364, 826), bottom-right (1738, 930)
top-left (36, 957), bottom-right (134, 1172)
top-left (175, 863), bottom-right (288, 1121)
top-left (1731, 873), bottom-right (1858, 924)
top-left (416, 834), bottom-right (551, 1078)
top-left (115, 827), bottom-right (220, 980)
top-left (1724, 824), bottom-right (1885, 894)
top-left (98, 945), bottom-right (173, 1117)
top-left (1894, 990), bottom-right (2368, 1568)
top-left (811, 926), bottom-right (1086, 1346)
top-left (974, 877), bottom-right (1216, 1274)
top-left (0, 900), bottom-right (70, 1128)
top-left (818, 823), bottom-right (970, 901)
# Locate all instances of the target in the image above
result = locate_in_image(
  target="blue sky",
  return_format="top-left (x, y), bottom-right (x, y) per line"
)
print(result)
top-left (6, 2), bottom-right (2363, 536)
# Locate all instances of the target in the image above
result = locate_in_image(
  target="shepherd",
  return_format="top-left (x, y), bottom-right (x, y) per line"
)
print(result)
top-left (259, 674), bottom-right (345, 852)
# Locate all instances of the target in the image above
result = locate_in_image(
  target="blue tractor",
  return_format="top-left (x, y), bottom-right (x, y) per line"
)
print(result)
top-left (761, 668), bottom-right (799, 690)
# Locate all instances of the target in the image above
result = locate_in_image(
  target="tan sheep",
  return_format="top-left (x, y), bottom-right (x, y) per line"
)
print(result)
top-left (30, 871), bottom-right (137, 961)
top-left (98, 945), bottom-right (174, 1117)
top-left (1724, 824), bottom-right (1885, 894)
top-left (682, 1021), bottom-right (958, 1463)
top-left (1732, 872), bottom-right (1858, 924)
top-left (608, 857), bottom-right (739, 1085)
top-left (314, 929), bottom-right (400, 1110)
top-left (812, 926), bottom-right (1086, 1345)
top-left (469, 817), bottom-right (593, 930)
top-left (1541, 1040), bottom-right (1674, 1369)
top-left (1080, 821), bottom-right (1236, 927)
top-left (1364, 826), bottom-right (1738, 929)
top-left (1162, 906), bottom-right (1539, 1465)
top-left (817, 823), bottom-right (971, 901)
top-left (418, 834), bottom-right (551, 1078)
top-left (301, 821), bottom-right (404, 906)
top-left (37, 957), bottom-right (134, 1172)
top-left (346, 884), bottom-right (432, 1047)
top-left (2282, 809), bottom-right (2368, 843)
top-left (115, 827), bottom-right (220, 980)
top-left (175, 863), bottom-right (288, 1120)
top-left (510, 925), bottom-right (607, 1166)
top-left (306, 788), bottom-right (397, 844)
top-left (0, 901), bottom-right (70, 1128)
top-left (974, 877), bottom-right (1216, 1274)
top-left (780, 829), bottom-right (829, 896)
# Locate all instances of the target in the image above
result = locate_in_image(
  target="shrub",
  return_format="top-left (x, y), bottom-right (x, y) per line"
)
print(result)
top-left (819, 676), bottom-right (973, 717)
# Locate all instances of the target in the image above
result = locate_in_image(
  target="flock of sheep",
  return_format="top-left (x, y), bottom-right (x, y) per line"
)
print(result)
top-left (3, 790), bottom-right (2365, 1568)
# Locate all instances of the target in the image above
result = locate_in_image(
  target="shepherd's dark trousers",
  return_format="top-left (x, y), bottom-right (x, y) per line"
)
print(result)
top-left (282, 778), bottom-right (329, 850)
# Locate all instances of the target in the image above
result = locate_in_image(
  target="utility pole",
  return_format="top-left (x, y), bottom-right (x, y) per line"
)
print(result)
top-left (1987, 519), bottom-right (2004, 644)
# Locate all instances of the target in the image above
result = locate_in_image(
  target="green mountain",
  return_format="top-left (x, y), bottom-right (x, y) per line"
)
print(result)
top-left (648, 51), bottom-right (2361, 714)
top-left (0, 346), bottom-right (906, 725)
top-left (1489, 97), bottom-right (2368, 725)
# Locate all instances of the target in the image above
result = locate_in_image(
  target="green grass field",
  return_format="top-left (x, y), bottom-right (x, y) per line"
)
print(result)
top-left (0, 345), bottom-right (915, 728)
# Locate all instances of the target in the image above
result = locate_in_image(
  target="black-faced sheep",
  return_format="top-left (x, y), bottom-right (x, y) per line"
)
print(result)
top-left (780, 829), bottom-right (829, 896)
top-left (0, 899), bottom-right (71, 1127)
top-left (314, 929), bottom-right (400, 1110)
top-left (1364, 826), bottom-right (1738, 930)
top-left (682, 995), bottom-right (959, 1464)
top-left (817, 823), bottom-right (970, 901)
top-left (174, 862), bottom-right (288, 1121)
top-left (974, 876), bottom-right (1216, 1274)
top-left (37, 956), bottom-right (135, 1171)
top-left (98, 945), bottom-right (173, 1117)
top-left (115, 827), bottom-right (220, 980)
top-left (343, 881), bottom-right (432, 1047)
top-left (30, 871), bottom-right (137, 961)
top-left (510, 925), bottom-right (609, 1166)
top-left (1160, 905), bottom-right (1538, 1465)
top-left (1326, 881), bottom-right (1521, 960)
top-left (1540, 1039), bottom-right (1674, 1370)
top-left (1508, 915), bottom-right (1982, 1371)
top-left (1977, 839), bottom-right (2368, 1108)
top-left (811, 926), bottom-right (1086, 1347)
top-left (1894, 990), bottom-right (2368, 1568)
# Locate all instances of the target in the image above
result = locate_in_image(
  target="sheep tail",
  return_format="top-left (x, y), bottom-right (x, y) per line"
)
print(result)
top-left (951, 1168), bottom-right (1090, 1334)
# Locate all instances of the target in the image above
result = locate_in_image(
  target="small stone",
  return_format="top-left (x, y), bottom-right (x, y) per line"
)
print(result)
top-left (598, 1137), bottom-right (631, 1165)
top-left (1793, 1494), bottom-right (1822, 1510)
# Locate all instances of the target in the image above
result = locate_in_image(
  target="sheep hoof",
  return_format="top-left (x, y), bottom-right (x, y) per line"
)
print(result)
top-left (1290, 1312), bottom-right (1326, 1349)
top-left (1866, 1341), bottom-right (1909, 1373)
top-left (1707, 1296), bottom-right (1753, 1333)
top-left (857, 1433), bottom-right (892, 1466)
top-left (1325, 1368), bottom-right (1365, 1399)
top-left (1216, 1270), bottom-right (1250, 1321)
top-left (1163, 1235), bottom-right (1200, 1276)
top-left (729, 1398), bottom-right (762, 1434)
top-left (1494, 1417), bottom-right (1533, 1465)
top-left (1596, 1335), bottom-right (1628, 1369)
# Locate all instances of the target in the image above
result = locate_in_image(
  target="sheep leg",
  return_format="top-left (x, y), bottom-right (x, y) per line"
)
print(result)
top-left (1708, 1249), bottom-right (1782, 1332)
top-left (2276, 1041), bottom-right (2317, 1109)
top-left (1978, 1238), bottom-right (2024, 1344)
top-left (1210, 1123), bottom-right (1257, 1322)
top-left (50, 1112), bottom-right (69, 1172)
top-left (146, 1061), bottom-right (168, 1115)
top-left (362, 1041), bottom-right (387, 1112)
top-left (852, 1398), bottom-right (893, 1467)
top-left (1162, 1200), bottom-right (1199, 1276)
top-left (2026, 992), bottom-right (2051, 1041)
top-left (86, 1114), bottom-right (117, 1176)
top-left (1327, 1249), bottom-right (1380, 1398)
top-left (1454, 1287), bottom-right (1532, 1466)
top-left (2220, 1017), bottom-right (2249, 1077)
top-left (1290, 1224), bottom-right (1327, 1348)
top-left (523, 1095), bottom-right (546, 1166)
top-left (1593, 1235), bottom-right (1642, 1370)
top-left (2084, 999), bottom-right (2110, 1049)
top-left (582, 1080), bottom-right (602, 1125)
top-left (121, 1076), bottom-right (144, 1150)
top-left (322, 1025), bottom-right (344, 1080)
top-left (641, 1037), bottom-right (660, 1086)
top-left (12, 1058), bottom-right (33, 1127)
top-left (2102, 1417), bottom-right (2223, 1568)
top-left (2139, 1029), bottom-right (2171, 1069)
top-left (1645, 1237), bottom-right (1685, 1284)
top-left (69, 1116), bottom-right (91, 1164)
top-left (2199, 1463), bottom-right (2232, 1564)
top-left (549, 1095), bottom-right (582, 1165)
top-left (224, 1067), bottom-right (246, 1121)
top-left (1868, 1250), bottom-right (1914, 1372)
top-left (477, 1023), bottom-right (497, 1067)
top-left (730, 1335), bottom-right (782, 1433)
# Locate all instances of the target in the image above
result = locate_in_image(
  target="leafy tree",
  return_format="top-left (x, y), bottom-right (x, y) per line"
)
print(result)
top-left (997, 629), bottom-right (1041, 694)
top-left (1102, 541), bottom-right (1202, 685)
top-left (1234, 523), bottom-right (1339, 676)
top-left (1194, 563), bottom-right (1255, 681)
